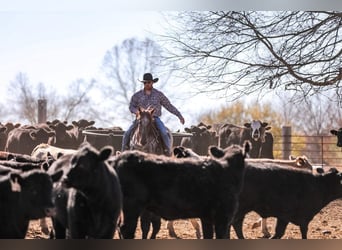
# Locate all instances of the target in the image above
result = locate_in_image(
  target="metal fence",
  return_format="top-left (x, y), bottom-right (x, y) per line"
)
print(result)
top-left (273, 134), bottom-right (342, 168)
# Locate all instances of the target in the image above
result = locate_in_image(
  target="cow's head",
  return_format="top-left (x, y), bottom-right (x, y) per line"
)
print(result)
top-left (244, 120), bottom-right (271, 143)
top-left (64, 143), bottom-right (113, 190)
top-left (330, 128), bottom-right (342, 147)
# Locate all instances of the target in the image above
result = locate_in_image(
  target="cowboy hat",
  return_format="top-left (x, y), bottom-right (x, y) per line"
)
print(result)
top-left (139, 73), bottom-right (159, 83)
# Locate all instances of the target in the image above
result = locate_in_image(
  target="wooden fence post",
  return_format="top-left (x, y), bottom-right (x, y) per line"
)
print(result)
top-left (282, 126), bottom-right (291, 160)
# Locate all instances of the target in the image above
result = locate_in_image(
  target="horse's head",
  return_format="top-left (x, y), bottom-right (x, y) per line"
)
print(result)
top-left (131, 107), bottom-right (168, 155)
top-left (137, 107), bottom-right (155, 126)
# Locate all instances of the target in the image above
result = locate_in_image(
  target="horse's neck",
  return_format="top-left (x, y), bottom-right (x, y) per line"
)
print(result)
top-left (130, 118), bottom-right (162, 153)
top-left (134, 119), bottom-right (158, 141)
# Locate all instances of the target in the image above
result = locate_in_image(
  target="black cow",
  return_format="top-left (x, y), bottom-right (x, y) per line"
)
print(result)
top-left (5, 127), bottom-right (56, 155)
top-left (113, 142), bottom-right (250, 239)
top-left (47, 121), bottom-right (78, 149)
top-left (70, 119), bottom-right (96, 146)
top-left (218, 120), bottom-right (273, 159)
top-left (0, 169), bottom-right (62, 238)
top-left (0, 122), bottom-right (21, 151)
top-left (218, 120), bottom-right (274, 237)
top-left (180, 122), bottom-right (218, 156)
top-left (49, 143), bottom-right (122, 239)
top-left (229, 163), bottom-right (342, 239)
top-left (330, 128), bottom-right (342, 147)
top-left (0, 125), bottom-right (7, 151)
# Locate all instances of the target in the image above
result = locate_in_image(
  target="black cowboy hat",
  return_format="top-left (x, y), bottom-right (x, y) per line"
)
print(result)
top-left (139, 73), bottom-right (159, 83)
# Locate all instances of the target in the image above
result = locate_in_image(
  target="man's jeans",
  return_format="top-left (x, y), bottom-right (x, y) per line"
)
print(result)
top-left (121, 117), bottom-right (171, 154)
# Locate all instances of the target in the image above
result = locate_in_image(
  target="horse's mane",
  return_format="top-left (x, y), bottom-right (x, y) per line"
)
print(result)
top-left (130, 107), bottom-right (163, 154)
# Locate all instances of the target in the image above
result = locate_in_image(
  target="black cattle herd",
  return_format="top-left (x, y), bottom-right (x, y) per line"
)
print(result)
top-left (0, 119), bottom-right (341, 239)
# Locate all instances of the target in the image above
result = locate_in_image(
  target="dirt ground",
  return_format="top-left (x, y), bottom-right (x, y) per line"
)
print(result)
top-left (25, 166), bottom-right (342, 240)
top-left (26, 199), bottom-right (341, 239)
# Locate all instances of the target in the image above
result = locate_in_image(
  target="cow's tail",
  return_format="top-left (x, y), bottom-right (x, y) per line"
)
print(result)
top-left (243, 140), bottom-right (251, 157)
top-left (116, 210), bottom-right (124, 239)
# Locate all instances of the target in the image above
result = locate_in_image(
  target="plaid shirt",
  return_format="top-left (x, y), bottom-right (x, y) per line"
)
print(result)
top-left (129, 88), bottom-right (183, 119)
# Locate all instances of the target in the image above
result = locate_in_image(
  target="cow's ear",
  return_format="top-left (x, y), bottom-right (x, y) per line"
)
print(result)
top-left (244, 123), bottom-right (251, 128)
top-left (42, 162), bottom-right (50, 171)
top-left (7, 154), bottom-right (15, 161)
top-left (173, 147), bottom-right (184, 158)
top-left (9, 173), bottom-right (22, 192)
top-left (29, 131), bottom-right (37, 139)
top-left (330, 130), bottom-right (337, 135)
top-left (99, 146), bottom-right (113, 161)
top-left (57, 152), bottom-right (64, 159)
top-left (265, 126), bottom-right (271, 130)
top-left (327, 168), bottom-right (338, 174)
top-left (51, 170), bottom-right (63, 183)
top-left (262, 122), bottom-right (268, 127)
top-left (243, 140), bottom-right (251, 156)
top-left (66, 125), bottom-right (74, 130)
top-left (209, 146), bottom-right (225, 158)
top-left (316, 168), bottom-right (324, 174)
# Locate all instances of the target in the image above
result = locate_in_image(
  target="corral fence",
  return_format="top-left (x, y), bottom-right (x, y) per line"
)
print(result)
top-left (211, 124), bottom-right (342, 168)
top-left (35, 101), bottom-right (342, 168)
top-left (82, 125), bottom-right (342, 168)
top-left (273, 126), bottom-right (342, 168)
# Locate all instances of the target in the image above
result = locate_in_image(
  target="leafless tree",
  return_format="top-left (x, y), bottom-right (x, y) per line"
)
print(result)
top-left (287, 91), bottom-right (342, 135)
top-left (6, 73), bottom-right (38, 124)
top-left (5, 72), bottom-right (97, 125)
top-left (161, 11), bottom-right (342, 104)
top-left (100, 37), bottom-right (175, 125)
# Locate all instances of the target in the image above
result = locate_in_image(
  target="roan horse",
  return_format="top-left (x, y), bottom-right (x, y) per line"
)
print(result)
top-left (129, 107), bottom-right (172, 155)
top-left (128, 107), bottom-right (173, 239)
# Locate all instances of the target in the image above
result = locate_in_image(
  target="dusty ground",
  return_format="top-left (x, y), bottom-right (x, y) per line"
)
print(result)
top-left (25, 166), bottom-right (342, 240)
top-left (26, 199), bottom-right (341, 239)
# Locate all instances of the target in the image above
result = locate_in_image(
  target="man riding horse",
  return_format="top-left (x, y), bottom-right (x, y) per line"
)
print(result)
top-left (121, 73), bottom-right (185, 156)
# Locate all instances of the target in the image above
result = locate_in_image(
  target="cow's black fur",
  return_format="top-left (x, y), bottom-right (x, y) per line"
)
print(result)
top-left (113, 142), bottom-right (250, 239)
top-left (49, 143), bottom-right (122, 239)
top-left (0, 169), bottom-right (62, 238)
top-left (330, 128), bottom-right (342, 147)
top-left (230, 163), bottom-right (342, 239)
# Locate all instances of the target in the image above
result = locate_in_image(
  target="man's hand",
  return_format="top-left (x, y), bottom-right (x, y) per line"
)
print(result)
top-left (179, 117), bottom-right (185, 125)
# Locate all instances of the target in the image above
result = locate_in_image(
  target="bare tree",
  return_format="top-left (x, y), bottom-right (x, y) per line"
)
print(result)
top-left (60, 78), bottom-right (97, 121)
top-left (100, 37), bottom-right (174, 125)
top-left (6, 72), bottom-right (37, 124)
top-left (5, 72), bottom-right (97, 124)
top-left (161, 11), bottom-right (342, 104)
top-left (288, 91), bottom-right (342, 135)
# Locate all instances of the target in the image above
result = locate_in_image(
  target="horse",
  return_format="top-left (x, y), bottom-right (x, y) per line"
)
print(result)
top-left (128, 107), bottom-right (173, 239)
top-left (129, 107), bottom-right (173, 156)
